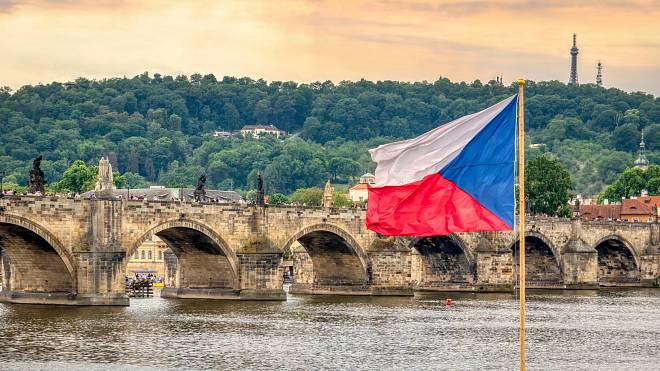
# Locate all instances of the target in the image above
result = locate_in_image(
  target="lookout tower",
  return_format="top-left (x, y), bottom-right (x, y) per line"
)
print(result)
top-left (596, 61), bottom-right (603, 86)
top-left (569, 34), bottom-right (579, 85)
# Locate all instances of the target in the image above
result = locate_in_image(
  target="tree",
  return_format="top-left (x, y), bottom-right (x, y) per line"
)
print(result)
top-left (612, 123), bottom-right (640, 152)
top-left (328, 157), bottom-right (361, 181)
top-left (332, 192), bottom-right (352, 208)
top-left (599, 165), bottom-right (660, 201)
top-left (223, 102), bottom-right (241, 129)
top-left (253, 98), bottom-right (271, 123)
top-left (644, 124), bottom-right (660, 151)
top-left (53, 160), bottom-right (97, 193)
top-left (289, 187), bottom-right (323, 206)
top-left (113, 172), bottom-right (126, 189)
top-left (244, 189), bottom-right (257, 203)
top-left (525, 156), bottom-right (572, 217)
top-left (268, 193), bottom-right (288, 205)
top-left (122, 172), bottom-right (149, 188)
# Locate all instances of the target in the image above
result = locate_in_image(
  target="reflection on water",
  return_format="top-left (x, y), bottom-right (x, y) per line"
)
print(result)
top-left (1, 289), bottom-right (659, 370)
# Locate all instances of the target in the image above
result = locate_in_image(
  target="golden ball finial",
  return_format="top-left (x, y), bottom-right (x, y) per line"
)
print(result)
top-left (517, 79), bottom-right (525, 86)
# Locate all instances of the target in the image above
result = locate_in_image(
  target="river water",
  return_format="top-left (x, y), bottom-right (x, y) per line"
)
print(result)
top-left (0, 288), bottom-right (658, 370)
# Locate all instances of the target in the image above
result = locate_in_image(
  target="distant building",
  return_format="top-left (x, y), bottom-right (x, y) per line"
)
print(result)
top-left (620, 196), bottom-right (660, 222)
top-left (240, 124), bottom-right (286, 138)
top-left (577, 196), bottom-right (660, 222)
top-left (578, 204), bottom-right (621, 221)
top-left (127, 234), bottom-right (169, 278)
top-left (348, 173), bottom-right (375, 203)
top-left (212, 131), bottom-right (233, 138)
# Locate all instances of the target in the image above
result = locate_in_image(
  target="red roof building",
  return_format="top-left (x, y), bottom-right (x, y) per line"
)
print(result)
top-left (620, 196), bottom-right (660, 222)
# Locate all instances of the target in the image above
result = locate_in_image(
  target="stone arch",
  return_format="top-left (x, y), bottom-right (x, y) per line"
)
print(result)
top-left (129, 219), bottom-right (239, 289)
top-left (409, 235), bottom-right (475, 288)
top-left (509, 232), bottom-right (563, 287)
top-left (283, 223), bottom-right (370, 288)
top-left (0, 214), bottom-right (76, 293)
top-left (593, 235), bottom-right (640, 285)
top-left (410, 234), bottom-right (475, 269)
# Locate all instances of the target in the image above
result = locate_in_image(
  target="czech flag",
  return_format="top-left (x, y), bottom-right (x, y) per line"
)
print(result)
top-left (366, 95), bottom-right (518, 236)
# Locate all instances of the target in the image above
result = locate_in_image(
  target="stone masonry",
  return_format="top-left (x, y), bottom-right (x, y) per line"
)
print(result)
top-left (0, 196), bottom-right (658, 306)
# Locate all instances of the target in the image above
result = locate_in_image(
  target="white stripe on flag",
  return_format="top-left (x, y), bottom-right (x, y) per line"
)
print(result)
top-left (369, 95), bottom-right (516, 187)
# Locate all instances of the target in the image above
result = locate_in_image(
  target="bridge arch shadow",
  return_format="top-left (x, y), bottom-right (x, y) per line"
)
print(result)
top-left (129, 219), bottom-right (239, 291)
top-left (283, 223), bottom-right (370, 292)
top-left (510, 232), bottom-right (563, 288)
top-left (0, 215), bottom-right (76, 296)
top-left (409, 235), bottom-right (475, 289)
top-left (593, 235), bottom-right (640, 286)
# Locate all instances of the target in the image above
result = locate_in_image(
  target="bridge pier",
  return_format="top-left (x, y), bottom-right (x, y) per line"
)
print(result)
top-left (475, 242), bottom-right (515, 292)
top-left (72, 252), bottom-right (129, 305)
top-left (640, 253), bottom-right (660, 286)
top-left (367, 245), bottom-right (414, 296)
top-left (561, 251), bottom-right (599, 289)
top-left (236, 250), bottom-right (287, 300)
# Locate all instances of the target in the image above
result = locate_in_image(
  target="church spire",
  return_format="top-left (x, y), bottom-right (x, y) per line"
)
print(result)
top-left (634, 128), bottom-right (649, 170)
top-left (569, 34), bottom-right (579, 85)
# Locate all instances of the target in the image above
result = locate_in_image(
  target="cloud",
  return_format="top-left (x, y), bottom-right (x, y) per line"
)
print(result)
top-left (0, 0), bottom-right (127, 14)
top-left (373, 0), bottom-right (660, 15)
top-left (0, 0), bottom-right (20, 13)
top-left (0, 0), bottom-right (658, 95)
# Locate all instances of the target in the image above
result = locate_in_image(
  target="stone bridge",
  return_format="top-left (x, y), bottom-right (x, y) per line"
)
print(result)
top-left (0, 196), bottom-right (658, 306)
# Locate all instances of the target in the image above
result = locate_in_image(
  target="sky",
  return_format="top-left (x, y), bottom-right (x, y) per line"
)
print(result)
top-left (1, 0), bottom-right (659, 95)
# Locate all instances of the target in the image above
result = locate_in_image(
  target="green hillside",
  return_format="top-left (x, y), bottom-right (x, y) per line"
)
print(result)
top-left (0, 73), bottom-right (658, 195)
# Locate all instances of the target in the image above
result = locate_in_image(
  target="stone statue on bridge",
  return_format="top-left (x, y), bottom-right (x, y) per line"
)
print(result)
top-left (323, 180), bottom-right (333, 208)
top-left (95, 157), bottom-right (115, 192)
top-left (27, 155), bottom-right (45, 194)
top-left (194, 175), bottom-right (207, 202)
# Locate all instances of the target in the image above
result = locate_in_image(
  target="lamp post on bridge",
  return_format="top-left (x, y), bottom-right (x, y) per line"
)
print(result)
top-left (0, 170), bottom-right (5, 198)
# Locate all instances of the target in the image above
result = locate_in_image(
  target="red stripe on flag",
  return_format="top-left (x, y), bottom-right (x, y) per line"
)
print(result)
top-left (366, 173), bottom-right (511, 236)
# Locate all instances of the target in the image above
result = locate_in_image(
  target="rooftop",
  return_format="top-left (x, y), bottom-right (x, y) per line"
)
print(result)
top-left (350, 183), bottom-right (370, 191)
top-left (241, 124), bottom-right (281, 131)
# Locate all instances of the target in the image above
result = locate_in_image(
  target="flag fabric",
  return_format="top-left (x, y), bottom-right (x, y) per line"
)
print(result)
top-left (366, 95), bottom-right (518, 236)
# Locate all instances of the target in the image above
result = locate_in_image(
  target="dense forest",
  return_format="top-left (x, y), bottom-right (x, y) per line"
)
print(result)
top-left (0, 73), bottom-right (658, 196)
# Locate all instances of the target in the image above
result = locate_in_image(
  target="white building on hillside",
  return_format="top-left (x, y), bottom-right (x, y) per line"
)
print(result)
top-left (240, 124), bottom-right (285, 138)
top-left (348, 173), bottom-right (375, 203)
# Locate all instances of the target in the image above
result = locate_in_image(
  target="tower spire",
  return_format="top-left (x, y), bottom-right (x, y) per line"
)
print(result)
top-left (596, 61), bottom-right (603, 87)
top-left (569, 33), bottom-right (579, 85)
top-left (634, 128), bottom-right (649, 170)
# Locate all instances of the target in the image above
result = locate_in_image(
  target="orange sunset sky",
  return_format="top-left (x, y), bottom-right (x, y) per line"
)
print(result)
top-left (1, 0), bottom-right (659, 94)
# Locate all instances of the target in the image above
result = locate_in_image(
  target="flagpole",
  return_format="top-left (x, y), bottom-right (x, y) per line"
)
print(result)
top-left (517, 79), bottom-right (526, 371)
